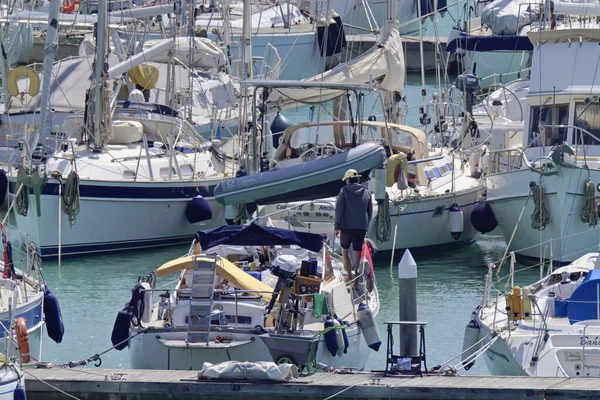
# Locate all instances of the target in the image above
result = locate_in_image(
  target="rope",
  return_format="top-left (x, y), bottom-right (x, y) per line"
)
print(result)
top-left (41, 328), bottom-right (150, 370)
top-left (15, 184), bottom-right (28, 217)
top-left (233, 204), bottom-right (248, 225)
top-left (62, 171), bottom-right (80, 228)
top-left (23, 369), bottom-right (81, 400)
top-left (580, 179), bottom-right (598, 227)
top-left (531, 182), bottom-right (550, 231)
top-left (323, 383), bottom-right (361, 400)
top-left (375, 193), bottom-right (391, 244)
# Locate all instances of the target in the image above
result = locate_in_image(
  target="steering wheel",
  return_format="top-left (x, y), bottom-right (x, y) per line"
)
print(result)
top-left (298, 144), bottom-right (317, 161)
top-left (320, 143), bottom-right (342, 156)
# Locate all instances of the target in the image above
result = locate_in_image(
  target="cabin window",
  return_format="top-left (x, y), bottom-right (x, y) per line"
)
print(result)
top-left (573, 103), bottom-right (600, 146)
top-left (388, 128), bottom-right (415, 149)
top-left (528, 104), bottom-right (569, 147)
top-left (180, 164), bottom-right (194, 177)
top-left (224, 315), bottom-right (252, 325)
top-left (159, 167), bottom-right (177, 178)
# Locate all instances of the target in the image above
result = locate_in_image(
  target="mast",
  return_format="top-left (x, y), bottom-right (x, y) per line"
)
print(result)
top-left (240, 0), bottom-right (256, 173)
top-left (30, 0), bottom-right (60, 156)
top-left (241, 0), bottom-right (252, 80)
top-left (92, 0), bottom-right (109, 149)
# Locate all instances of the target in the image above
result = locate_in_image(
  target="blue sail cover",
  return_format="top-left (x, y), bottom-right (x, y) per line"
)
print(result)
top-left (446, 34), bottom-right (534, 52)
top-left (196, 224), bottom-right (326, 252)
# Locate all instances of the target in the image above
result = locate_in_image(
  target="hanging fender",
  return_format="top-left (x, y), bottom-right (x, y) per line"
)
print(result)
top-left (15, 317), bottom-right (30, 364)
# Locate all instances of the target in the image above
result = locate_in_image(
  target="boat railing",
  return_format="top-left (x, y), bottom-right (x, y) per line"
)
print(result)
top-left (538, 124), bottom-right (600, 159)
top-left (488, 148), bottom-right (524, 174)
top-left (252, 200), bottom-right (337, 244)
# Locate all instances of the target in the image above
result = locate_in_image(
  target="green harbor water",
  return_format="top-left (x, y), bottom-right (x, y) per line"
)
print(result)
top-left (3, 73), bottom-right (541, 375)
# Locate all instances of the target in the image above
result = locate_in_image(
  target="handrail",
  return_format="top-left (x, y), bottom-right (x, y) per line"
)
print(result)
top-left (539, 124), bottom-right (600, 146)
top-left (487, 147), bottom-right (525, 174)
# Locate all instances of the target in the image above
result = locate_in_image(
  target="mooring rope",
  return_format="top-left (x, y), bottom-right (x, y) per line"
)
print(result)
top-left (15, 184), bottom-right (28, 217)
top-left (62, 171), bottom-right (80, 228)
top-left (23, 369), bottom-right (81, 400)
top-left (531, 182), bottom-right (550, 231)
top-left (375, 193), bottom-right (391, 244)
top-left (580, 179), bottom-right (598, 227)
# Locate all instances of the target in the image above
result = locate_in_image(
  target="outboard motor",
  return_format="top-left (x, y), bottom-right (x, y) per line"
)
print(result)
top-left (455, 73), bottom-right (480, 116)
top-left (265, 255), bottom-right (299, 332)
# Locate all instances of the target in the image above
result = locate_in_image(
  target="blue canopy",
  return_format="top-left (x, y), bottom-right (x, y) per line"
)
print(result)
top-left (446, 34), bottom-right (533, 53)
top-left (195, 224), bottom-right (326, 252)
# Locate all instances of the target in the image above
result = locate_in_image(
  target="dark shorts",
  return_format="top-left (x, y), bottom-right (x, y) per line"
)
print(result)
top-left (340, 229), bottom-right (367, 251)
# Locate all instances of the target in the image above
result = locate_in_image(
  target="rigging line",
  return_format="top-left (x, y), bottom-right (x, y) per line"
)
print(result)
top-left (23, 369), bottom-right (81, 400)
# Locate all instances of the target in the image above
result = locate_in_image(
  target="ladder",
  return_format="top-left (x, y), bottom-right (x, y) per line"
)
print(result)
top-left (186, 255), bottom-right (217, 344)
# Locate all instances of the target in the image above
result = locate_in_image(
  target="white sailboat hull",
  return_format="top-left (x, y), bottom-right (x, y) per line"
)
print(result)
top-left (370, 188), bottom-right (483, 251)
top-left (0, 367), bottom-right (24, 400)
top-left (9, 179), bottom-right (226, 257)
top-left (487, 167), bottom-right (600, 263)
top-left (128, 324), bottom-right (372, 371)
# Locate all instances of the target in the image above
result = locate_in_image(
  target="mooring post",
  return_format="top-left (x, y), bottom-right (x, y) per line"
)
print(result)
top-left (399, 249), bottom-right (418, 357)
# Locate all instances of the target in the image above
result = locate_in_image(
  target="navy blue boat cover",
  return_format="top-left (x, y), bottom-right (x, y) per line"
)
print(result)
top-left (196, 224), bottom-right (326, 252)
top-left (446, 34), bottom-right (533, 52)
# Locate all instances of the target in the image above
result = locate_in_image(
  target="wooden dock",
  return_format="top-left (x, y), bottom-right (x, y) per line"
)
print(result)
top-left (345, 34), bottom-right (448, 72)
top-left (22, 368), bottom-right (600, 399)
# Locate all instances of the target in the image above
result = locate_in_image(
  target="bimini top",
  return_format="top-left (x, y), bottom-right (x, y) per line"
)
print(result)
top-left (195, 224), bottom-right (326, 252)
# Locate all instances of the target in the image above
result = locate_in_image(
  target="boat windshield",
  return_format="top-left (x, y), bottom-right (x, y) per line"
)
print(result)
top-left (573, 102), bottom-right (600, 146)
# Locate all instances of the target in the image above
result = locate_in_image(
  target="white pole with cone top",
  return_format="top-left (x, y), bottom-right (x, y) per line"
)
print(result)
top-left (399, 249), bottom-right (418, 357)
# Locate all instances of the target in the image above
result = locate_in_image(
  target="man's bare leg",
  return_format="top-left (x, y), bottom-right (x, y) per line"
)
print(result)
top-left (352, 250), bottom-right (362, 276)
top-left (342, 248), bottom-right (353, 281)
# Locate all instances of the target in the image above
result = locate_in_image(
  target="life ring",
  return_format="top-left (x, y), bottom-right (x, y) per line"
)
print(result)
top-left (15, 317), bottom-right (30, 364)
top-left (6, 67), bottom-right (40, 98)
top-left (62, 0), bottom-right (76, 13)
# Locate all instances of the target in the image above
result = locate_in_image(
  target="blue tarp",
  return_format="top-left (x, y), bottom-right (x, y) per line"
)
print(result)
top-left (446, 34), bottom-right (534, 52)
top-left (568, 270), bottom-right (600, 325)
top-left (195, 224), bottom-right (326, 252)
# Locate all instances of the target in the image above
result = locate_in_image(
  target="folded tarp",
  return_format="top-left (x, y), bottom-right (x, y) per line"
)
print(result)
top-left (199, 361), bottom-right (299, 381)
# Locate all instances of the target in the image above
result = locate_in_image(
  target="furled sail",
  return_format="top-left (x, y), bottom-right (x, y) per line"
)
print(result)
top-left (265, 20), bottom-right (405, 108)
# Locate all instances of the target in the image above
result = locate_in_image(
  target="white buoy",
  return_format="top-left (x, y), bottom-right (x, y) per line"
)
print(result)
top-left (374, 168), bottom-right (386, 201)
top-left (399, 249), bottom-right (418, 357)
top-left (461, 310), bottom-right (481, 370)
top-left (449, 203), bottom-right (464, 240)
top-left (140, 282), bottom-right (152, 324)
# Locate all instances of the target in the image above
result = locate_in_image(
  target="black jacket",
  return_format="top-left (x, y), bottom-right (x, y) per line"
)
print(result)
top-left (334, 183), bottom-right (373, 231)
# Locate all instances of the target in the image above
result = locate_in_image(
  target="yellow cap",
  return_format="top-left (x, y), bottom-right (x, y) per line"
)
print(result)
top-left (342, 169), bottom-right (359, 181)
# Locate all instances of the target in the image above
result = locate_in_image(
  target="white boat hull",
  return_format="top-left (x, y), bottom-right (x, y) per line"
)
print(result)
top-left (0, 366), bottom-right (24, 400)
top-left (263, 188), bottom-right (484, 252)
top-left (128, 324), bottom-right (372, 371)
top-left (369, 188), bottom-right (483, 251)
top-left (9, 179), bottom-right (226, 257)
top-left (487, 167), bottom-right (600, 263)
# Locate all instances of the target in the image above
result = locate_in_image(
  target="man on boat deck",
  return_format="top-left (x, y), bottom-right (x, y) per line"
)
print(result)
top-left (335, 169), bottom-right (373, 282)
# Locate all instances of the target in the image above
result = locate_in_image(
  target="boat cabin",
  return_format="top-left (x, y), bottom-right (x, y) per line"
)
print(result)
top-left (523, 29), bottom-right (600, 163)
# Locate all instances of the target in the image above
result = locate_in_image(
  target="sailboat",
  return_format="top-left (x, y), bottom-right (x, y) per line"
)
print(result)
top-left (7, 0), bottom-right (236, 258)
top-left (114, 220), bottom-right (381, 371)
top-left (465, 252), bottom-right (600, 377)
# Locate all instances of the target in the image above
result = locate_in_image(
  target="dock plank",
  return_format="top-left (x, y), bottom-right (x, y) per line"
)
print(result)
top-left (23, 368), bottom-right (600, 400)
